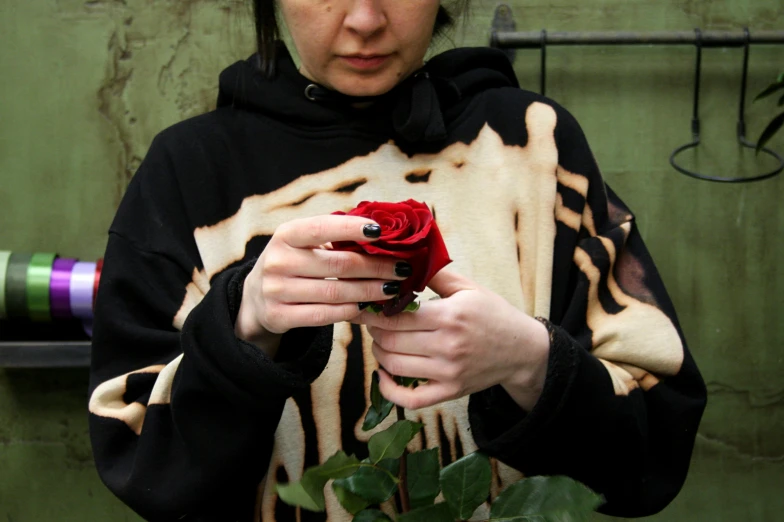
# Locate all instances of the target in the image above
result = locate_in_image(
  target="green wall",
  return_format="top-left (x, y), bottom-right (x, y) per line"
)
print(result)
top-left (1, 0), bottom-right (782, 519)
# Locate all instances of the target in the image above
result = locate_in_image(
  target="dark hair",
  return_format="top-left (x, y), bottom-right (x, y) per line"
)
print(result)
top-left (252, 1), bottom-right (469, 77)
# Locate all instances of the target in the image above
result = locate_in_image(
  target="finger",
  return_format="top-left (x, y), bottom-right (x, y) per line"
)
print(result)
top-left (366, 326), bottom-right (443, 356)
top-left (351, 301), bottom-right (439, 331)
top-left (275, 278), bottom-right (401, 305)
top-left (274, 303), bottom-right (362, 329)
top-left (426, 269), bottom-right (475, 298)
top-left (372, 342), bottom-right (443, 381)
top-left (378, 368), bottom-right (456, 410)
top-left (278, 215), bottom-right (381, 248)
top-left (265, 246), bottom-right (411, 281)
top-left (307, 249), bottom-right (413, 280)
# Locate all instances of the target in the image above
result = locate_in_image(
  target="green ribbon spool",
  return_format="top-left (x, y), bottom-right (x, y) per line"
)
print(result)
top-left (27, 252), bottom-right (57, 322)
top-left (5, 253), bottom-right (32, 319)
top-left (0, 251), bottom-right (10, 319)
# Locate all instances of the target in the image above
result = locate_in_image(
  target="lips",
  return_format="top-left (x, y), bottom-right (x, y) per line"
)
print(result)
top-left (340, 54), bottom-right (391, 70)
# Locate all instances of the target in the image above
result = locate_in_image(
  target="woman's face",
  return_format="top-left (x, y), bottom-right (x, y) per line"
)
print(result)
top-left (279, 0), bottom-right (442, 97)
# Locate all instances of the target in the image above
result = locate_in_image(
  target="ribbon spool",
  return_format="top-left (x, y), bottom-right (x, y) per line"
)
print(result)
top-left (70, 261), bottom-right (97, 321)
top-left (0, 251), bottom-right (10, 319)
top-left (27, 252), bottom-right (57, 322)
top-left (50, 258), bottom-right (78, 319)
top-left (5, 253), bottom-right (33, 319)
top-left (93, 258), bottom-right (103, 308)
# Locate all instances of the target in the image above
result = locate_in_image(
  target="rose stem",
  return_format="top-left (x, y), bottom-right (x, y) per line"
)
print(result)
top-left (396, 404), bottom-right (411, 513)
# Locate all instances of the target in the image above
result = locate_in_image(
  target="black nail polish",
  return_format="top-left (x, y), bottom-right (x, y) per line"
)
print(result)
top-left (363, 224), bottom-right (381, 238)
top-left (383, 282), bottom-right (401, 295)
top-left (395, 262), bottom-right (413, 277)
top-left (358, 302), bottom-right (372, 311)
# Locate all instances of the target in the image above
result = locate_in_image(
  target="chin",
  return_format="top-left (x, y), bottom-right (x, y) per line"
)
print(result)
top-left (332, 75), bottom-right (401, 98)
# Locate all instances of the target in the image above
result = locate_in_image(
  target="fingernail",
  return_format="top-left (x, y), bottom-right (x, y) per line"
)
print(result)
top-left (358, 302), bottom-right (372, 310)
top-left (363, 224), bottom-right (381, 238)
top-left (395, 262), bottom-right (413, 277)
top-left (383, 282), bottom-right (401, 295)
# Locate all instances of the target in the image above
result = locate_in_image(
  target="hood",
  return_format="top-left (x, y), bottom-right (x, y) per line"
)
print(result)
top-left (217, 43), bottom-right (519, 143)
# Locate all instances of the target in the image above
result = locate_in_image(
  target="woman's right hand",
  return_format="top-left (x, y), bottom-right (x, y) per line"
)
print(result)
top-left (234, 215), bottom-right (411, 354)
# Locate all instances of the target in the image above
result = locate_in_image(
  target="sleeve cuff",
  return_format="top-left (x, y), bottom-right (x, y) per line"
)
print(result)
top-left (181, 259), bottom-right (333, 407)
top-left (468, 317), bottom-right (580, 457)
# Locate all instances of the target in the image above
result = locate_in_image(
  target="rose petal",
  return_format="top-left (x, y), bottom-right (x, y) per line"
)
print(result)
top-left (330, 200), bottom-right (451, 308)
top-left (420, 220), bottom-right (451, 288)
top-left (408, 209), bottom-right (421, 230)
top-left (360, 243), bottom-right (421, 259)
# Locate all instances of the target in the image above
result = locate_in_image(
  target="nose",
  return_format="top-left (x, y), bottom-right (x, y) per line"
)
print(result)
top-left (344, 0), bottom-right (387, 38)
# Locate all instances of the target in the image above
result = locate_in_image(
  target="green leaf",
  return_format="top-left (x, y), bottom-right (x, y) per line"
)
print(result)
top-left (368, 420), bottom-right (423, 464)
top-left (778, 92), bottom-right (784, 107)
top-left (276, 451), bottom-right (362, 511)
top-left (756, 112), bottom-right (784, 154)
top-left (363, 371), bottom-right (395, 431)
top-left (395, 376), bottom-right (425, 387)
top-left (407, 449), bottom-right (441, 509)
top-left (404, 300), bottom-right (421, 312)
top-left (362, 399), bottom-right (395, 431)
top-left (778, 71), bottom-right (784, 83)
top-left (332, 482), bottom-right (371, 515)
top-left (353, 509), bottom-right (393, 522)
top-left (368, 304), bottom-right (384, 314)
top-left (314, 451), bottom-right (364, 479)
top-left (332, 458), bottom-right (399, 505)
top-left (376, 457), bottom-right (401, 476)
top-left (489, 476), bottom-right (604, 522)
top-left (370, 370), bottom-right (383, 410)
top-left (397, 502), bottom-right (454, 522)
top-left (440, 451), bottom-right (492, 519)
top-left (754, 80), bottom-right (784, 102)
top-left (276, 481), bottom-right (325, 512)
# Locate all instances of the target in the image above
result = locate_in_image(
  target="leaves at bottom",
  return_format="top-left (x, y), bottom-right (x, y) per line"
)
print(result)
top-left (363, 371), bottom-right (394, 431)
top-left (276, 451), bottom-right (361, 512)
top-left (406, 448), bottom-right (441, 509)
top-left (397, 502), bottom-right (454, 522)
top-left (440, 451), bottom-right (492, 520)
top-left (368, 420), bottom-right (423, 463)
top-left (353, 509), bottom-right (393, 522)
top-left (275, 481), bottom-right (323, 512)
top-left (332, 458), bottom-right (399, 505)
top-left (333, 482), bottom-right (371, 515)
top-left (489, 476), bottom-right (604, 522)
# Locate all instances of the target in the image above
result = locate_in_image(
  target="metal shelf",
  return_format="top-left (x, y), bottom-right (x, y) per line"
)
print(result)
top-left (0, 342), bottom-right (91, 368)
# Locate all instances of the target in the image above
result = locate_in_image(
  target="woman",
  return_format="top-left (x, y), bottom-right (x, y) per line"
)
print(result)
top-left (88, 0), bottom-right (707, 520)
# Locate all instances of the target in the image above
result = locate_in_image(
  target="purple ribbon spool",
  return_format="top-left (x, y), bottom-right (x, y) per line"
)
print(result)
top-left (50, 258), bottom-right (77, 319)
top-left (70, 261), bottom-right (97, 320)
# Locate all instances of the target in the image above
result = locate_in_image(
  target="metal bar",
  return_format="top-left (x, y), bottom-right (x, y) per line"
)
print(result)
top-left (491, 30), bottom-right (784, 49)
top-left (0, 342), bottom-right (91, 368)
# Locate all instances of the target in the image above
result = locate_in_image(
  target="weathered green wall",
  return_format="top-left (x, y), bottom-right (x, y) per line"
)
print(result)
top-left (1, 0), bottom-right (782, 519)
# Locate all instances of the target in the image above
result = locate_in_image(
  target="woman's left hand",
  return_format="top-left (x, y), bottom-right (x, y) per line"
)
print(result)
top-left (350, 270), bottom-right (551, 411)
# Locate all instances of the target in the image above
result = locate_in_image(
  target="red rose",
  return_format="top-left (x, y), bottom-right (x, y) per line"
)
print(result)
top-left (332, 200), bottom-right (452, 316)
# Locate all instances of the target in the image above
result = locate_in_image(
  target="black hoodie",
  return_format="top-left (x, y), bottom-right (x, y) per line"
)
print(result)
top-left (88, 44), bottom-right (706, 522)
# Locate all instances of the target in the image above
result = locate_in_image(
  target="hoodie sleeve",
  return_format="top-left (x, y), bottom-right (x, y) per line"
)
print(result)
top-left (88, 132), bottom-right (333, 521)
top-left (468, 102), bottom-right (707, 518)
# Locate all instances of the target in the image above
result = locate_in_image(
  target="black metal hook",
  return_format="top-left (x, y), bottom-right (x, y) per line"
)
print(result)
top-left (670, 28), bottom-right (783, 182)
top-left (735, 28), bottom-right (784, 181)
top-left (540, 29), bottom-right (547, 96)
